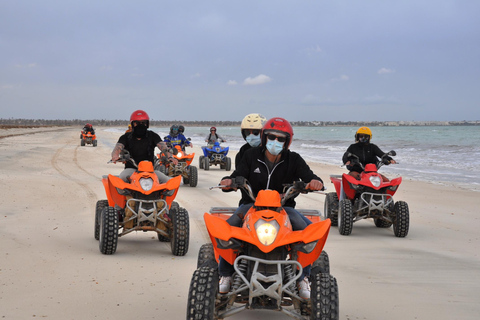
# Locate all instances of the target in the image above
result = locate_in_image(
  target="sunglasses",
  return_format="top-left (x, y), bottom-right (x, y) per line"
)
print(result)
top-left (267, 134), bottom-right (287, 143)
top-left (246, 129), bottom-right (260, 136)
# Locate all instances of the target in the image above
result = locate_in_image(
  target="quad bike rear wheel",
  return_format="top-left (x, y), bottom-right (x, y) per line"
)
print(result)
top-left (94, 200), bottom-right (109, 240)
top-left (393, 201), bottom-right (409, 238)
top-left (310, 273), bottom-right (339, 320)
top-left (324, 192), bottom-right (339, 227)
top-left (189, 166), bottom-right (198, 187)
top-left (186, 266), bottom-right (219, 320)
top-left (197, 243), bottom-right (218, 269)
top-left (170, 206), bottom-right (190, 256)
top-left (338, 199), bottom-right (354, 236)
top-left (99, 207), bottom-right (119, 255)
top-left (158, 201), bottom-right (180, 242)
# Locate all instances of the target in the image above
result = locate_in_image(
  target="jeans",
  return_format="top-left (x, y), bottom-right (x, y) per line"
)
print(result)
top-left (219, 204), bottom-right (312, 279)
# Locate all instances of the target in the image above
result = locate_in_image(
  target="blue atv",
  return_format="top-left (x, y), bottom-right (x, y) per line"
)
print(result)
top-left (199, 142), bottom-right (232, 171)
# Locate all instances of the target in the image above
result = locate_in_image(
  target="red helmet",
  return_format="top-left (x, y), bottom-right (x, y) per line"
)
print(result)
top-left (85, 123), bottom-right (92, 128)
top-left (210, 126), bottom-right (217, 131)
top-left (130, 110), bottom-right (150, 127)
top-left (261, 117), bottom-right (294, 148)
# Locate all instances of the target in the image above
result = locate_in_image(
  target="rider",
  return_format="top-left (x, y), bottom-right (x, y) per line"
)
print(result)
top-left (81, 123), bottom-right (95, 138)
top-left (343, 126), bottom-right (396, 182)
top-left (164, 125), bottom-right (193, 150)
top-left (218, 117), bottom-right (324, 300)
top-left (236, 113), bottom-right (267, 166)
top-left (204, 127), bottom-right (226, 147)
top-left (111, 110), bottom-right (175, 183)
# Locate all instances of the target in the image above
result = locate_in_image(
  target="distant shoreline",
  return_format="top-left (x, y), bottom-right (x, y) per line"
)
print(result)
top-left (1, 119), bottom-right (479, 127)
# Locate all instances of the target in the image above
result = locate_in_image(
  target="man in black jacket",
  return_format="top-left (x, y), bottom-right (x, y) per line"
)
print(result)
top-left (343, 126), bottom-right (395, 181)
top-left (218, 117), bottom-right (323, 299)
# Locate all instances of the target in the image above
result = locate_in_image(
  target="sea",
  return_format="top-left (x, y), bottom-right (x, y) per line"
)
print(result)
top-left (105, 125), bottom-right (480, 192)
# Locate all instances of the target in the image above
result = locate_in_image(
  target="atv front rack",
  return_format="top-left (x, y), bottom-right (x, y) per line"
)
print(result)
top-left (120, 198), bottom-right (170, 238)
top-left (355, 192), bottom-right (394, 222)
top-left (210, 207), bottom-right (322, 217)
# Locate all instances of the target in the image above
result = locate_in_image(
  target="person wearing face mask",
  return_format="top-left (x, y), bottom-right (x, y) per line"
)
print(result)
top-left (342, 127), bottom-right (396, 181)
top-left (217, 117), bottom-right (324, 300)
top-left (111, 110), bottom-right (175, 183)
top-left (235, 113), bottom-right (267, 167)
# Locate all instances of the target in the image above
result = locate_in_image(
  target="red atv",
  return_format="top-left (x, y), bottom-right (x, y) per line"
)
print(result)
top-left (324, 151), bottom-right (409, 237)
top-left (80, 131), bottom-right (97, 147)
top-left (187, 177), bottom-right (338, 319)
top-left (94, 150), bottom-right (190, 255)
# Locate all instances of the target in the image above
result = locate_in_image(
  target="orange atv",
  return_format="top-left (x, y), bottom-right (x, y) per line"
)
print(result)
top-left (94, 150), bottom-right (189, 256)
top-left (186, 177), bottom-right (339, 320)
top-left (80, 131), bottom-right (97, 147)
top-left (155, 142), bottom-right (198, 187)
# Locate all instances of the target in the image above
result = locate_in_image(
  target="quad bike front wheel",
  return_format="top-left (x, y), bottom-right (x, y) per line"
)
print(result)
top-left (186, 266), bottom-right (219, 320)
top-left (93, 139), bottom-right (97, 147)
top-left (310, 273), bottom-right (339, 320)
top-left (324, 192), bottom-right (339, 227)
top-left (99, 207), bottom-right (119, 255)
top-left (311, 250), bottom-right (330, 275)
top-left (203, 157), bottom-right (210, 171)
top-left (197, 243), bottom-right (218, 269)
top-left (338, 199), bottom-right (354, 236)
top-left (189, 166), bottom-right (198, 187)
top-left (225, 157), bottom-right (231, 171)
top-left (170, 206), bottom-right (190, 256)
top-left (81, 139), bottom-right (85, 146)
top-left (393, 201), bottom-right (409, 238)
top-left (199, 155), bottom-right (205, 169)
top-left (94, 200), bottom-right (109, 240)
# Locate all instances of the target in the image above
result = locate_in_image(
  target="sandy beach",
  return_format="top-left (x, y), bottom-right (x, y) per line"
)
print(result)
top-left (1, 126), bottom-right (479, 320)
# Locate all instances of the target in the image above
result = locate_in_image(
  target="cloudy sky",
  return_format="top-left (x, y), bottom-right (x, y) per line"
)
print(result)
top-left (1, 1), bottom-right (479, 122)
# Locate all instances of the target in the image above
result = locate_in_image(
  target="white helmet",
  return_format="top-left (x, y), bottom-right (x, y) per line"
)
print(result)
top-left (241, 113), bottom-right (267, 139)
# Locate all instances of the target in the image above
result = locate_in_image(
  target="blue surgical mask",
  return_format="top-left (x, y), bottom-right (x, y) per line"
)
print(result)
top-left (266, 140), bottom-right (284, 156)
top-left (246, 134), bottom-right (261, 147)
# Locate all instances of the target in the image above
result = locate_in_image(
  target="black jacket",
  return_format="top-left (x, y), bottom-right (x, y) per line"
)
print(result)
top-left (117, 131), bottom-right (161, 169)
top-left (342, 142), bottom-right (391, 173)
top-left (227, 147), bottom-right (322, 208)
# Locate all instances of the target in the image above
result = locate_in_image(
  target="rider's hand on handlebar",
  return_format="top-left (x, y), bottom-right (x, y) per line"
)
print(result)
top-left (389, 159), bottom-right (397, 165)
top-left (220, 178), bottom-right (234, 191)
top-left (306, 179), bottom-right (324, 191)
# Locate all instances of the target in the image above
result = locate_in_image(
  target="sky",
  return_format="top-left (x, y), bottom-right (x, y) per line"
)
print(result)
top-left (1, 1), bottom-right (479, 122)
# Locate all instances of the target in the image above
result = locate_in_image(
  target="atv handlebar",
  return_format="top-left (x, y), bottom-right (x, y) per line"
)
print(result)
top-left (345, 150), bottom-right (397, 170)
top-left (210, 177), bottom-right (326, 205)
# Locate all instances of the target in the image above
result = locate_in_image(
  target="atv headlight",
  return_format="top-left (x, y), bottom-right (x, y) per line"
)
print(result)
top-left (254, 219), bottom-right (280, 246)
top-left (139, 178), bottom-right (154, 191)
top-left (369, 176), bottom-right (382, 187)
top-left (177, 152), bottom-right (183, 157)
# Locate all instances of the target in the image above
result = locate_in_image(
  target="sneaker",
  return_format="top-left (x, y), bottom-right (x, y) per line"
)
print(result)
top-left (219, 276), bottom-right (232, 294)
top-left (297, 278), bottom-right (311, 299)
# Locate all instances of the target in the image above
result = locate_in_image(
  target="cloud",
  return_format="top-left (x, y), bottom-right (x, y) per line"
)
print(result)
top-left (330, 74), bottom-right (349, 82)
top-left (227, 80), bottom-right (238, 85)
top-left (243, 74), bottom-right (272, 85)
top-left (378, 68), bottom-right (395, 74)
top-left (15, 63), bottom-right (37, 68)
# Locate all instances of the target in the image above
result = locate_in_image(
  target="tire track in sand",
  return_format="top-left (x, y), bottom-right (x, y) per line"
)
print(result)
top-left (51, 140), bottom-right (98, 203)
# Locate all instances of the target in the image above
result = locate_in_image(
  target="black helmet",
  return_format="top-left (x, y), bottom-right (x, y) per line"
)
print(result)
top-left (178, 125), bottom-right (185, 134)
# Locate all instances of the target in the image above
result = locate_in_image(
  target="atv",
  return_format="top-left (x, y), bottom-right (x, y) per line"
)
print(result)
top-left (199, 141), bottom-right (231, 171)
top-left (186, 177), bottom-right (339, 320)
top-left (94, 150), bottom-right (190, 255)
top-left (324, 150), bottom-right (409, 237)
top-left (80, 131), bottom-right (97, 147)
top-left (155, 140), bottom-right (198, 187)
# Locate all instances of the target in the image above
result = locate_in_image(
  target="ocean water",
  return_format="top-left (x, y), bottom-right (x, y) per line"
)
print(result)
top-left (106, 125), bottom-right (480, 192)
